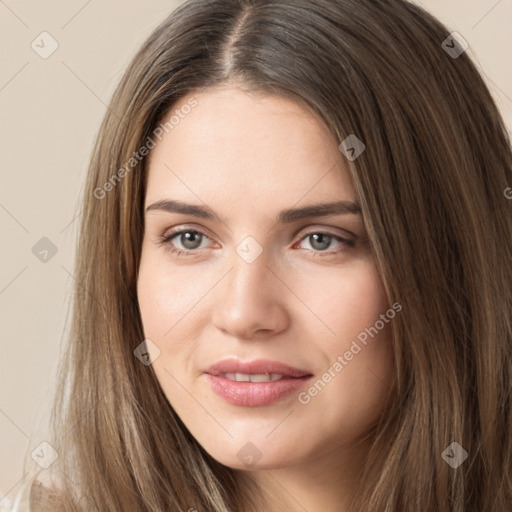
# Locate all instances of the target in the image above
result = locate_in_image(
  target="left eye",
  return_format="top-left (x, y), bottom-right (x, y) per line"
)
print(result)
top-left (296, 232), bottom-right (353, 252)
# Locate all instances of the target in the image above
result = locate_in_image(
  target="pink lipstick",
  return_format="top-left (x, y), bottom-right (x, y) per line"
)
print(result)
top-left (204, 358), bottom-right (313, 407)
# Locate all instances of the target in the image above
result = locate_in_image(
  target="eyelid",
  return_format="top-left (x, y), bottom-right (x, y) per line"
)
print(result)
top-left (294, 224), bottom-right (355, 241)
top-left (162, 224), bottom-right (215, 242)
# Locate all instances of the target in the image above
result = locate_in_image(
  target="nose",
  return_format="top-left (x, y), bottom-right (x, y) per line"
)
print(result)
top-left (211, 249), bottom-right (290, 340)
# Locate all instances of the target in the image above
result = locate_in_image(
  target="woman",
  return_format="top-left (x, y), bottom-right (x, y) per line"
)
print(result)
top-left (12, 0), bottom-right (512, 510)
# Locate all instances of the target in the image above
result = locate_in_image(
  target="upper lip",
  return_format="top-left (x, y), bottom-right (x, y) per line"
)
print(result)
top-left (205, 358), bottom-right (312, 378)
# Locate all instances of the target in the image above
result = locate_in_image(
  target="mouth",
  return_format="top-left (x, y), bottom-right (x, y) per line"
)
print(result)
top-left (215, 372), bottom-right (289, 382)
top-left (204, 358), bottom-right (313, 407)
top-left (205, 357), bottom-right (312, 378)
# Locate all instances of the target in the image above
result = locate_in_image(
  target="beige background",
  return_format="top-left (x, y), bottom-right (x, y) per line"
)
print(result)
top-left (1, 0), bottom-right (511, 506)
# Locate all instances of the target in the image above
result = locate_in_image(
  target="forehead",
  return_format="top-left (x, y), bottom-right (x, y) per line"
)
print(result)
top-left (145, 86), bottom-right (356, 208)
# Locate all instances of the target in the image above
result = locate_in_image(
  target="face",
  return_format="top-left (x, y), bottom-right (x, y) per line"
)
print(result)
top-left (137, 84), bottom-right (396, 471)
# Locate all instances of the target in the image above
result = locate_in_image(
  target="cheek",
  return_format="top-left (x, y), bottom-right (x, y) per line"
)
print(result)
top-left (137, 248), bottom-right (206, 338)
top-left (296, 257), bottom-right (391, 344)
top-left (303, 260), bottom-right (395, 420)
top-left (136, 247), bottom-right (218, 388)
top-left (331, 261), bottom-right (395, 384)
top-left (136, 251), bottom-right (197, 402)
top-left (137, 252), bottom-right (187, 376)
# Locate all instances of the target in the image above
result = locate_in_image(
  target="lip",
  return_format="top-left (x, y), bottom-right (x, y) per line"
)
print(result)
top-left (205, 358), bottom-right (312, 378)
top-left (204, 358), bottom-right (313, 407)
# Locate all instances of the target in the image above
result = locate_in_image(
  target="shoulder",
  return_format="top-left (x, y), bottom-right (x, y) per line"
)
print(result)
top-left (1, 479), bottom-right (31, 512)
top-left (29, 469), bottom-right (65, 511)
top-left (6, 470), bottom-right (64, 512)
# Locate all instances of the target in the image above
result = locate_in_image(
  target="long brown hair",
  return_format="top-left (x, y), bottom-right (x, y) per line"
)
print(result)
top-left (22, 0), bottom-right (512, 510)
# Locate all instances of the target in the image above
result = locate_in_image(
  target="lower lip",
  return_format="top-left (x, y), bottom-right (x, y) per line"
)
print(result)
top-left (205, 374), bottom-right (312, 407)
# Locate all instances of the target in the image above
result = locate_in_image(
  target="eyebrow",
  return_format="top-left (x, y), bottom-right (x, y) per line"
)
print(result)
top-left (145, 199), bottom-right (362, 223)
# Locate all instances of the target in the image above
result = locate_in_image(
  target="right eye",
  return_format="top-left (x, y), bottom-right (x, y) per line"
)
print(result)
top-left (159, 228), bottom-right (214, 257)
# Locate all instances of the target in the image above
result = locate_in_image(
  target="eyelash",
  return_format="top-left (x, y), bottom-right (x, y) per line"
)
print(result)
top-left (158, 227), bottom-right (355, 258)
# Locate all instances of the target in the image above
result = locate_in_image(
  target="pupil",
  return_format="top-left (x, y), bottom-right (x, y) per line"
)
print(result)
top-left (182, 232), bottom-right (201, 249)
top-left (311, 233), bottom-right (330, 251)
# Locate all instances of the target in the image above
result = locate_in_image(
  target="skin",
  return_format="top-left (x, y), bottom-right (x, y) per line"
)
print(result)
top-left (137, 84), bottom-right (396, 512)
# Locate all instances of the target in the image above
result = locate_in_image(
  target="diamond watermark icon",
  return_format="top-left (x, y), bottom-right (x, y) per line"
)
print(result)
top-left (134, 338), bottom-right (161, 366)
top-left (236, 236), bottom-right (263, 264)
top-left (441, 442), bottom-right (468, 469)
top-left (441, 32), bottom-right (468, 59)
top-left (338, 134), bottom-right (366, 161)
top-left (31, 441), bottom-right (58, 469)
top-left (31, 237), bottom-right (58, 263)
top-left (236, 442), bottom-right (262, 468)
top-left (31, 32), bottom-right (59, 59)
